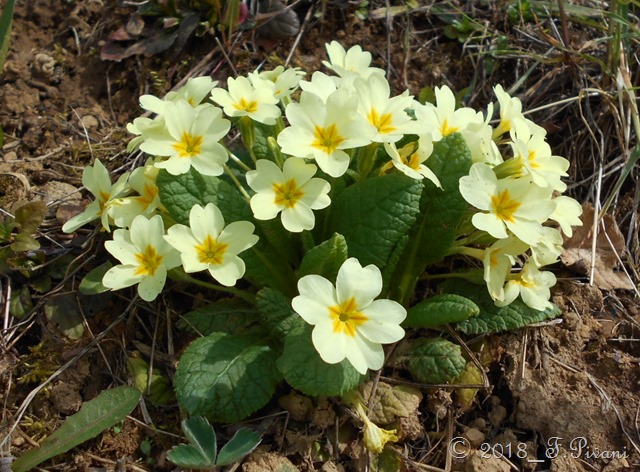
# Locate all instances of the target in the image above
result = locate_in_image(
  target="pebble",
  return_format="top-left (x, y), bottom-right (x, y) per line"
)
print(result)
top-left (2, 151), bottom-right (17, 162)
top-left (81, 115), bottom-right (99, 129)
top-left (463, 427), bottom-right (486, 447)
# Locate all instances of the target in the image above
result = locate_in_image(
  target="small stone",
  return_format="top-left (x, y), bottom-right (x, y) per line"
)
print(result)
top-left (12, 436), bottom-right (25, 447)
top-left (463, 427), bottom-right (486, 448)
top-left (81, 115), bottom-right (99, 129)
top-left (278, 392), bottom-right (313, 421)
top-left (470, 418), bottom-right (487, 430)
top-left (2, 151), bottom-right (17, 162)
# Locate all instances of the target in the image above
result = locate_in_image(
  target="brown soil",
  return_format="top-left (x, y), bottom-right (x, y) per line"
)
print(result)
top-left (1, 1), bottom-right (639, 471)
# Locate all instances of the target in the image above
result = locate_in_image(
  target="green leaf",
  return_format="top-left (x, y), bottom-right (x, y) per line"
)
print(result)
top-left (255, 287), bottom-right (305, 337)
top-left (9, 285), bottom-right (32, 319)
top-left (11, 386), bottom-right (140, 472)
top-left (127, 357), bottom-right (175, 405)
top-left (174, 333), bottom-right (281, 423)
top-left (10, 233), bottom-right (40, 252)
top-left (363, 382), bottom-right (422, 425)
top-left (166, 444), bottom-right (213, 470)
top-left (183, 417), bottom-right (217, 465)
top-left (390, 133), bottom-right (472, 305)
top-left (166, 417), bottom-right (219, 470)
top-left (178, 300), bottom-right (259, 336)
top-left (405, 294), bottom-right (479, 328)
top-left (298, 233), bottom-right (348, 280)
top-left (252, 122), bottom-right (276, 161)
top-left (407, 338), bottom-right (467, 384)
top-left (277, 325), bottom-right (366, 396)
top-left (216, 428), bottom-right (262, 466)
top-left (0, 0), bottom-right (15, 74)
top-left (328, 174), bottom-right (422, 269)
top-left (443, 279), bottom-right (561, 334)
top-left (14, 201), bottom-right (46, 235)
top-left (381, 234), bottom-right (408, 295)
top-left (255, 217), bottom-right (298, 265)
top-left (79, 262), bottom-right (112, 295)
top-left (157, 168), bottom-right (252, 226)
top-left (44, 295), bottom-right (84, 340)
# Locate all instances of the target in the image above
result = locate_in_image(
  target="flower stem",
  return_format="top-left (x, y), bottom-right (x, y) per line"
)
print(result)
top-left (226, 148), bottom-right (252, 172)
top-left (238, 116), bottom-right (256, 162)
top-left (449, 246), bottom-right (484, 260)
top-left (357, 142), bottom-right (380, 180)
top-left (223, 163), bottom-right (251, 202)
top-left (418, 271), bottom-right (477, 281)
top-left (176, 272), bottom-right (256, 304)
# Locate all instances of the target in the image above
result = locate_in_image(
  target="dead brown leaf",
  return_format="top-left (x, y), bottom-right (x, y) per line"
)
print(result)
top-left (561, 203), bottom-right (634, 290)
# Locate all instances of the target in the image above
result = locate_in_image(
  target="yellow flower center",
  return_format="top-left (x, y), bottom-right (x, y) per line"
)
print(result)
top-left (491, 190), bottom-right (521, 223)
top-left (98, 191), bottom-right (111, 212)
top-left (367, 108), bottom-right (396, 134)
top-left (273, 179), bottom-right (304, 209)
top-left (195, 235), bottom-right (228, 265)
top-left (134, 245), bottom-right (164, 276)
top-left (406, 152), bottom-right (422, 170)
top-left (440, 118), bottom-right (459, 137)
top-left (173, 131), bottom-right (203, 158)
top-left (311, 124), bottom-right (345, 155)
top-left (234, 98), bottom-right (258, 113)
top-left (135, 183), bottom-right (158, 207)
top-left (527, 150), bottom-right (539, 168)
top-left (329, 297), bottom-right (368, 337)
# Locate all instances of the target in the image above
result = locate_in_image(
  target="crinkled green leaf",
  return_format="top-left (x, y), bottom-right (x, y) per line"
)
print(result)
top-left (408, 338), bottom-right (466, 384)
top-left (255, 217), bottom-right (298, 264)
top-left (328, 174), bottom-right (422, 269)
top-left (79, 262), bottom-right (112, 295)
top-left (158, 168), bottom-right (251, 225)
top-left (256, 287), bottom-right (305, 337)
top-left (175, 333), bottom-right (281, 422)
top-left (177, 300), bottom-right (259, 336)
top-left (405, 294), bottom-right (479, 328)
top-left (11, 386), bottom-right (140, 472)
top-left (14, 201), bottom-right (46, 235)
top-left (298, 233), bottom-right (348, 280)
top-left (252, 122), bottom-right (276, 161)
top-left (216, 428), bottom-right (262, 466)
top-left (363, 382), bottom-right (422, 425)
top-left (390, 133), bottom-right (472, 304)
top-left (277, 325), bottom-right (366, 396)
top-left (381, 234), bottom-right (408, 295)
top-left (443, 279), bottom-right (561, 334)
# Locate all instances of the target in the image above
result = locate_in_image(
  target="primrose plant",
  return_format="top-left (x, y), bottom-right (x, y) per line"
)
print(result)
top-left (65, 42), bottom-right (581, 429)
